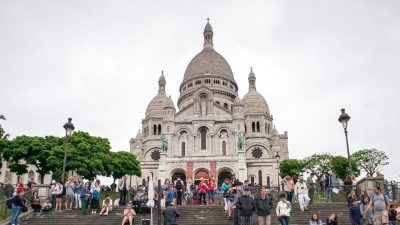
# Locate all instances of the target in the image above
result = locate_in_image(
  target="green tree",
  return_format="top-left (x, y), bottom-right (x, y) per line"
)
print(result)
top-left (105, 151), bottom-right (141, 184)
top-left (0, 114), bottom-right (10, 140)
top-left (279, 159), bottom-right (306, 177)
top-left (352, 148), bottom-right (389, 176)
top-left (304, 153), bottom-right (333, 181)
top-left (331, 156), bottom-right (359, 180)
top-left (2, 135), bottom-right (59, 183)
top-left (48, 131), bottom-right (112, 181)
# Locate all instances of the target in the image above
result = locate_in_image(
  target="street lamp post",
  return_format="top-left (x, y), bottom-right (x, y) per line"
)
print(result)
top-left (62, 118), bottom-right (75, 183)
top-left (275, 152), bottom-right (281, 191)
top-left (338, 108), bottom-right (352, 176)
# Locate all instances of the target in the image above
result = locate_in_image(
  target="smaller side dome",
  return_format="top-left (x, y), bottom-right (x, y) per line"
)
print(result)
top-left (165, 95), bottom-right (176, 109)
top-left (233, 96), bottom-right (243, 106)
top-left (242, 68), bottom-right (270, 116)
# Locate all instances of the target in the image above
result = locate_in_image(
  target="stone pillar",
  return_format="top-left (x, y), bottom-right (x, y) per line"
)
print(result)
top-left (210, 161), bottom-right (217, 179)
top-left (157, 152), bottom-right (167, 182)
top-left (357, 177), bottom-right (385, 196)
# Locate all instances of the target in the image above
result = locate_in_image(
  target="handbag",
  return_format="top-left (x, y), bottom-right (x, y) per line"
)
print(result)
top-left (22, 206), bottom-right (28, 212)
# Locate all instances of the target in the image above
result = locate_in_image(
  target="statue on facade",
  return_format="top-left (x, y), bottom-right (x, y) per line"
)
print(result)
top-left (161, 135), bottom-right (168, 153)
top-left (237, 132), bottom-right (244, 152)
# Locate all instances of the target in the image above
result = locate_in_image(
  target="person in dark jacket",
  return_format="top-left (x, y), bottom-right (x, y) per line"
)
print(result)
top-left (349, 200), bottom-right (363, 225)
top-left (163, 201), bottom-right (180, 225)
top-left (236, 188), bottom-right (255, 225)
top-left (11, 190), bottom-right (25, 225)
top-left (255, 187), bottom-right (273, 225)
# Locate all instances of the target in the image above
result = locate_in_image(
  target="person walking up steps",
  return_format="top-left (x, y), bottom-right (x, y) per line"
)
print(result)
top-left (174, 177), bottom-right (184, 205)
top-left (364, 186), bottom-right (390, 225)
top-left (294, 175), bottom-right (310, 211)
top-left (255, 187), bottom-right (273, 225)
top-left (236, 187), bottom-right (255, 225)
top-left (276, 193), bottom-right (291, 225)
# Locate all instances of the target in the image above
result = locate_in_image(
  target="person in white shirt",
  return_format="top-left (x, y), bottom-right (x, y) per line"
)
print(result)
top-left (276, 193), bottom-right (291, 225)
top-left (294, 175), bottom-right (310, 212)
top-left (99, 194), bottom-right (113, 216)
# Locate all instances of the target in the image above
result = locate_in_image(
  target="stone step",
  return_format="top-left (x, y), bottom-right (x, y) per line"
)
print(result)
top-left (21, 203), bottom-right (352, 225)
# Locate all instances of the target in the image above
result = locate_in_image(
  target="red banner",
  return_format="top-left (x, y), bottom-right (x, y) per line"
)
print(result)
top-left (210, 161), bottom-right (217, 180)
top-left (186, 161), bottom-right (193, 181)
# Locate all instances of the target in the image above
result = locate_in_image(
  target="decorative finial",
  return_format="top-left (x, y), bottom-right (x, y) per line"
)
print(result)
top-left (250, 67), bottom-right (253, 72)
top-left (161, 70), bottom-right (164, 75)
top-left (207, 17), bottom-right (210, 22)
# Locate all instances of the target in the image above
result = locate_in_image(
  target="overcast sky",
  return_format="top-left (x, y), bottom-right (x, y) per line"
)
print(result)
top-left (1, 0), bottom-right (399, 181)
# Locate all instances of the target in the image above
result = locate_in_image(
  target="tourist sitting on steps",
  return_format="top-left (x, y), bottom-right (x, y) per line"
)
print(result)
top-left (41, 198), bottom-right (52, 214)
top-left (309, 213), bottom-right (323, 225)
top-left (140, 194), bottom-right (151, 214)
top-left (121, 204), bottom-right (136, 225)
top-left (99, 194), bottom-right (113, 216)
top-left (131, 195), bottom-right (140, 213)
top-left (326, 213), bottom-right (338, 225)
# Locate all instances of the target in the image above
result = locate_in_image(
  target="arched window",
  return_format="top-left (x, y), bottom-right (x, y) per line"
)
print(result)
top-left (200, 94), bottom-right (207, 115)
top-left (153, 125), bottom-right (157, 135)
top-left (256, 122), bottom-right (260, 132)
top-left (258, 170), bottom-right (263, 186)
top-left (158, 124), bottom-right (162, 135)
top-left (252, 122), bottom-right (256, 132)
top-left (267, 176), bottom-right (271, 188)
top-left (200, 128), bottom-right (207, 150)
top-left (250, 176), bottom-right (255, 186)
top-left (181, 142), bottom-right (186, 157)
top-left (223, 103), bottom-right (229, 109)
top-left (222, 141), bottom-right (226, 156)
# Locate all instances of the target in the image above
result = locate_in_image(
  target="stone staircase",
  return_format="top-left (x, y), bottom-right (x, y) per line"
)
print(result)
top-left (20, 202), bottom-right (352, 225)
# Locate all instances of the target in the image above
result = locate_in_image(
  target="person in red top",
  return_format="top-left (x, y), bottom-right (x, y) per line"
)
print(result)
top-left (17, 182), bottom-right (25, 192)
top-left (199, 180), bottom-right (208, 205)
top-left (207, 178), bottom-right (216, 204)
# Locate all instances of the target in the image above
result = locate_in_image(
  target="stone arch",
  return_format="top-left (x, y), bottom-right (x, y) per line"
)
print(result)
top-left (169, 167), bottom-right (187, 184)
top-left (176, 126), bottom-right (192, 135)
top-left (193, 168), bottom-right (210, 182)
top-left (217, 166), bottom-right (235, 187)
top-left (246, 142), bottom-right (272, 159)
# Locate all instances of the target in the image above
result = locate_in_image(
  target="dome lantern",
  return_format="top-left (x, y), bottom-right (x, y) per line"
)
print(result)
top-left (248, 67), bottom-right (256, 91)
top-left (158, 70), bottom-right (166, 94)
top-left (203, 18), bottom-right (214, 50)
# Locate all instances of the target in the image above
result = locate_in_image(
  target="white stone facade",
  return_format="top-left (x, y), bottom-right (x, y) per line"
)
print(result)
top-left (130, 20), bottom-right (288, 188)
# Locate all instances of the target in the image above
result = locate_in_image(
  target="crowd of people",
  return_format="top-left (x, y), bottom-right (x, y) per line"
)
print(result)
top-left (4, 173), bottom-right (400, 225)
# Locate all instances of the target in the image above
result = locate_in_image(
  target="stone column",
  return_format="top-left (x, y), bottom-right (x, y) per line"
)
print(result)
top-left (157, 153), bottom-right (167, 182)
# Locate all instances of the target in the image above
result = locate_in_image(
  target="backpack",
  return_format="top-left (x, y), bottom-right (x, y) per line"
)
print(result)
top-left (6, 198), bottom-right (14, 209)
top-left (175, 180), bottom-right (183, 190)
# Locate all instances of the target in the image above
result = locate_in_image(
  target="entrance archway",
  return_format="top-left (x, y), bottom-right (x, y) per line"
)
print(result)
top-left (217, 168), bottom-right (234, 188)
top-left (194, 169), bottom-right (209, 185)
top-left (171, 169), bottom-right (186, 187)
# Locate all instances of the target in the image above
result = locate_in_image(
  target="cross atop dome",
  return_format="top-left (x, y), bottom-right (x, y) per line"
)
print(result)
top-left (248, 67), bottom-right (256, 90)
top-left (203, 18), bottom-right (214, 49)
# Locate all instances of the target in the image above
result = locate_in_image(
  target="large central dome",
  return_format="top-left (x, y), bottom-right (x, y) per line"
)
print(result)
top-left (183, 48), bottom-right (234, 82)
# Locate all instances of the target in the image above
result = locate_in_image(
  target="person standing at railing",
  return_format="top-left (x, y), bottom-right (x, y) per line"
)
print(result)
top-left (323, 172), bottom-right (333, 204)
top-left (282, 176), bottom-right (294, 203)
top-left (294, 175), bottom-right (310, 212)
top-left (11, 189), bottom-right (25, 225)
top-left (118, 176), bottom-right (128, 206)
top-left (307, 173), bottom-right (316, 205)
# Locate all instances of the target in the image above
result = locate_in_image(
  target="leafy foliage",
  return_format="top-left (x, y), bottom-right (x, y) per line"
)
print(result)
top-left (105, 151), bottom-right (141, 183)
top-left (304, 153), bottom-right (333, 181)
top-left (0, 114), bottom-right (10, 140)
top-left (351, 148), bottom-right (388, 176)
top-left (331, 156), bottom-right (359, 180)
top-left (279, 159), bottom-right (306, 177)
top-left (3, 131), bottom-right (141, 183)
